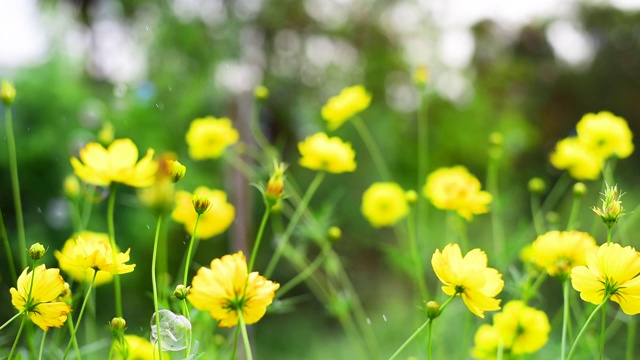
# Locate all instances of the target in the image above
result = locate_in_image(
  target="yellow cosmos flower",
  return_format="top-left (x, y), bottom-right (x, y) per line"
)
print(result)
top-left (10, 265), bottom-right (72, 331)
top-left (361, 182), bottom-right (409, 227)
top-left (186, 116), bottom-right (239, 160)
top-left (571, 242), bottom-right (640, 314)
top-left (472, 301), bottom-right (550, 359)
top-left (576, 111), bottom-right (633, 159)
top-left (70, 138), bottom-right (158, 187)
top-left (431, 243), bottom-right (504, 318)
top-left (298, 132), bottom-right (356, 173)
top-left (321, 85), bottom-right (372, 130)
top-left (530, 230), bottom-right (597, 279)
top-left (112, 335), bottom-right (168, 360)
top-left (188, 251), bottom-right (279, 327)
top-left (54, 232), bottom-right (135, 276)
top-left (171, 186), bottom-right (235, 239)
top-left (423, 166), bottom-right (492, 220)
top-left (550, 137), bottom-right (602, 180)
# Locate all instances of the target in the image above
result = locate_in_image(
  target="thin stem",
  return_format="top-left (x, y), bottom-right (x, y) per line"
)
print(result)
top-left (63, 272), bottom-right (98, 360)
top-left (276, 248), bottom-right (327, 298)
top-left (230, 324), bottom-right (240, 360)
top-left (0, 311), bottom-right (23, 331)
top-left (238, 311), bottom-right (253, 360)
top-left (8, 315), bottom-right (27, 360)
top-left (5, 105), bottom-right (27, 269)
top-left (66, 311), bottom-right (81, 360)
top-left (600, 302), bottom-right (607, 360)
top-left (182, 300), bottom-right (192, 360)
top-left (248, 207), bottom-right (271, 272)
top-left (561, 279), bottom-right (570, 360)
top-left (388, 319), bottom-right (431, 360)
top-left (183, 214), bottom-right (202, 286)
top-left (38, 330), bottom-right (47, 360)
top-left (626, 315), bottom-right (635, 360)
top-left (567, 298), bottom-right (608, 360)
top-left (427, 319), bottom-right (433, 360)
top-left (106, 184), bottom-right (122, 317)
top-left (265, 171), bottom-right (325, 278)
top-left (0, 210), bottom-right (17, 283)
top-left (487, 148), bottom-right (504, 262)
top-left (566, 195), bottom-right (582, 231)
top-left (416, 84), bottom-right (429, 256)
top-left (606, 227), bottom-right (612, 245)
top-left (351, 116), bottom-right (392, 181)
top-left (152, 214), bottom-right (164, 360)
top-left (531, 194), bottom-right (545, 236)
top-left (407, 209), bottom-right (429, 300)
top-left (80, 185), bottom-right (96, 230)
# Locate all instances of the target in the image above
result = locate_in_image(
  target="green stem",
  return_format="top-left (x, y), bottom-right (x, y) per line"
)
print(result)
top-left (388, 318), bottom-right (431, 360)
top-left (627, 315), bottom-right (635, 360)
top-left (522, 271), bottom-right (547, 304)
top-left (182, 300), bottom-right (192, 360)
top-left (5, 105), bottom-right (27, 269)
top-left (407, 209), bottom-right (429, 300)
top-left (66, 311), bottom-right (81, 360)
top-left (566, 195), bottom-right (582, 231)
top-left (238, 311), bottom-right (253, 360)
top-left (0, 311), bottom-right (23, 331)
top-left (8, 315), bottom-right (27, 360)
top-left (81, 185), bottom-right (96, 230)
top-left (427, 319), bottom-right (433, 360)
top-left (600, 302), bottom-right (607, 360)
top-left (276, 247), bottom-right (327, 298)
top-left (183, 214), bottom-right (202, 286)
top-left (0, 210), bottom-right (17, 284)
top-left (561, 279), bottom-right (570, 360)
top-left (265, 171), bottom-right (325, 278)
top-left (63, 272), bottom-right (98, 360)
top-left (107, 184), bottom-right (122, 317)
top-left (606, 227), bottom-right (612, 246)
top-left (152, 214), bottom-right (164, 360)
top-left (487, 147), bottom-right (504, 263)
top-left (567, 298), bottom-right (609, 360)
top-left (531, 193), bottom-right (545, 236)
top-left (230, 323), bottom-right (240, 360)
top-left (248, 207), bottom-right (271, 272)
top-left (416, 84), bottom-right (429, 255)
top-left (38, 330), bottom-right (47, 360)
top-left (351, 116), bottom-right (391, 181)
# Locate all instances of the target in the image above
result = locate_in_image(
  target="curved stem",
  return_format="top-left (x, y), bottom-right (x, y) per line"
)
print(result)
top-left (63, 272), bottom-right (98, 360)
top-left (106, 184), bottom-right (122, 317)
top-left (567, 298), bottom-right (609, 360)
top-left (238, 311), bottom-right (253, 360)
top-left (351, 116), bottom-right (391, 181)
top-left (5, 106), bottom-right (27, 270)
top-left (248, 207), bottom-right (271, 272)
top-left (152, 214), bottom-right (164, 360)
top-left (183, 214), bottom-right (202, 286)
top-left (265, 171), bottom-right (325, 278)
top-left (561, 279), bottom-right (570, 360)
top-left (8, 315), bottom-right (27, 360)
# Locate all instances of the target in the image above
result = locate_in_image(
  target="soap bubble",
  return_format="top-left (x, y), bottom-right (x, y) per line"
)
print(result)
top-left (150, 309), bottom-right (191, 351)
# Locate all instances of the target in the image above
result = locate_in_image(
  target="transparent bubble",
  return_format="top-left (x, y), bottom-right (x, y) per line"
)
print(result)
top-left (150, 309), bottom-right (191, 351)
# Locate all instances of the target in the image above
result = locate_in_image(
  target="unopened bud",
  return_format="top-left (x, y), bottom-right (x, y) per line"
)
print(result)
top-left (425, 301), bottom-right (440, 319)
top-left (1, 81), bottom-right (16, 106)
top-left (174, 284), bottom-right (190, 300)
top-left (98, 122), bottom-right (114, 145)
top-left (110, 317), bottom-right (127, 337)
top-left (573, 182), bottom-right (587, 197)
top-left (405, 190), bottom-right (418, 205)
top-left (412, 66), bottom-right (430, 87)
top-left (328, 226), bottom-right (342, 240)
top-left (592, 183), bottom-right (625, 230)
top-left (265, 162), bottom-right (287, 208)
top-left (63, 175), bottom-right (81, 200)
top-left (254, 85), bottom-right (269, 100)
top-left (29, 243), bottom-right (46, 261)
top-left (528, 177), bottom-right (546, 195)
top-left (192, 195), bottom-right (211, 215)
top-left (167, 160), bottom-right (187, 183)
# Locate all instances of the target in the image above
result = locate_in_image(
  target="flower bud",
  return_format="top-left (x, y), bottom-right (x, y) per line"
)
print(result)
top-left (174, 284), bottom-right (190, 300)
top-left (592, 183), bottom-right (624, 229)
top-left (63, 175), bottom-right (81, 200)
top-left (110, 317), bottom-right (127, 338)
top-left (573, 182), bottom-right (587, 198)
top-left (328, 226), bottom-right (342, 240)
top-left (412, 65), bottom-right (430, 87)
top-left (425, 300), bottom-right (440, 319)
top-left (192, 195), bottom-right (212, 215)
top-left (1, 81), bottom-right (16, 106)
top-left (167, 160), bottom-right (187, 183)
top-left (254, 85), bottom-right (269, 100)
top-left (98, 122), bottom-right (114, 145)
top-left (265, 162), bottom-right (287, 209)
top-left (405, 190), bottom-right (418, 205)
top-left (528, 177), bottom-right (546, 195)
top-left (29, 243), bottom-right (46, 261)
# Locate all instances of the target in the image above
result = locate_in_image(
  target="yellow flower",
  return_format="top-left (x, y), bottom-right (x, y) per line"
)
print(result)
top-left (361, 182), bottom-right (409, 227)
top-left (472, 301), bottom-right (550, 358)
top-left (321, 85), bottom-right (372, 130)
top-left (188, 251), bottom-right (279, 327)
top-left (186, 116), bottom-right (239, 160)
top-left (530, 230), bottom-right (597, 279)
top-left (431, 243), bottom-right (503, 318)
top-left (550, 137), bottom-right (602, 180)
top-left (423, 166), bottom-right (492, 220)
top-left (576, 111), bottom-right (633, 159)
top-left (1, 80), bottom-right (16, 105)
top-left (10, 265), bottom-right (72, 331)
top-left (70, 138), bottom-right (158, 187)
top-left (171, 186), bottom-right (235, 239)
top-left (113, 335), bottom-right (167, 360)
top-left (298, 132), bottom-right (356, 173)
top-left (571, 242), bottom-right (640, 314)
top-left (54, 231), bottom-right (135, 277)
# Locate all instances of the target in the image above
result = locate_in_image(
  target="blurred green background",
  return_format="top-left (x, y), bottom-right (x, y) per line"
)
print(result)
top-left (2, 0), bottom-right (640, 358)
